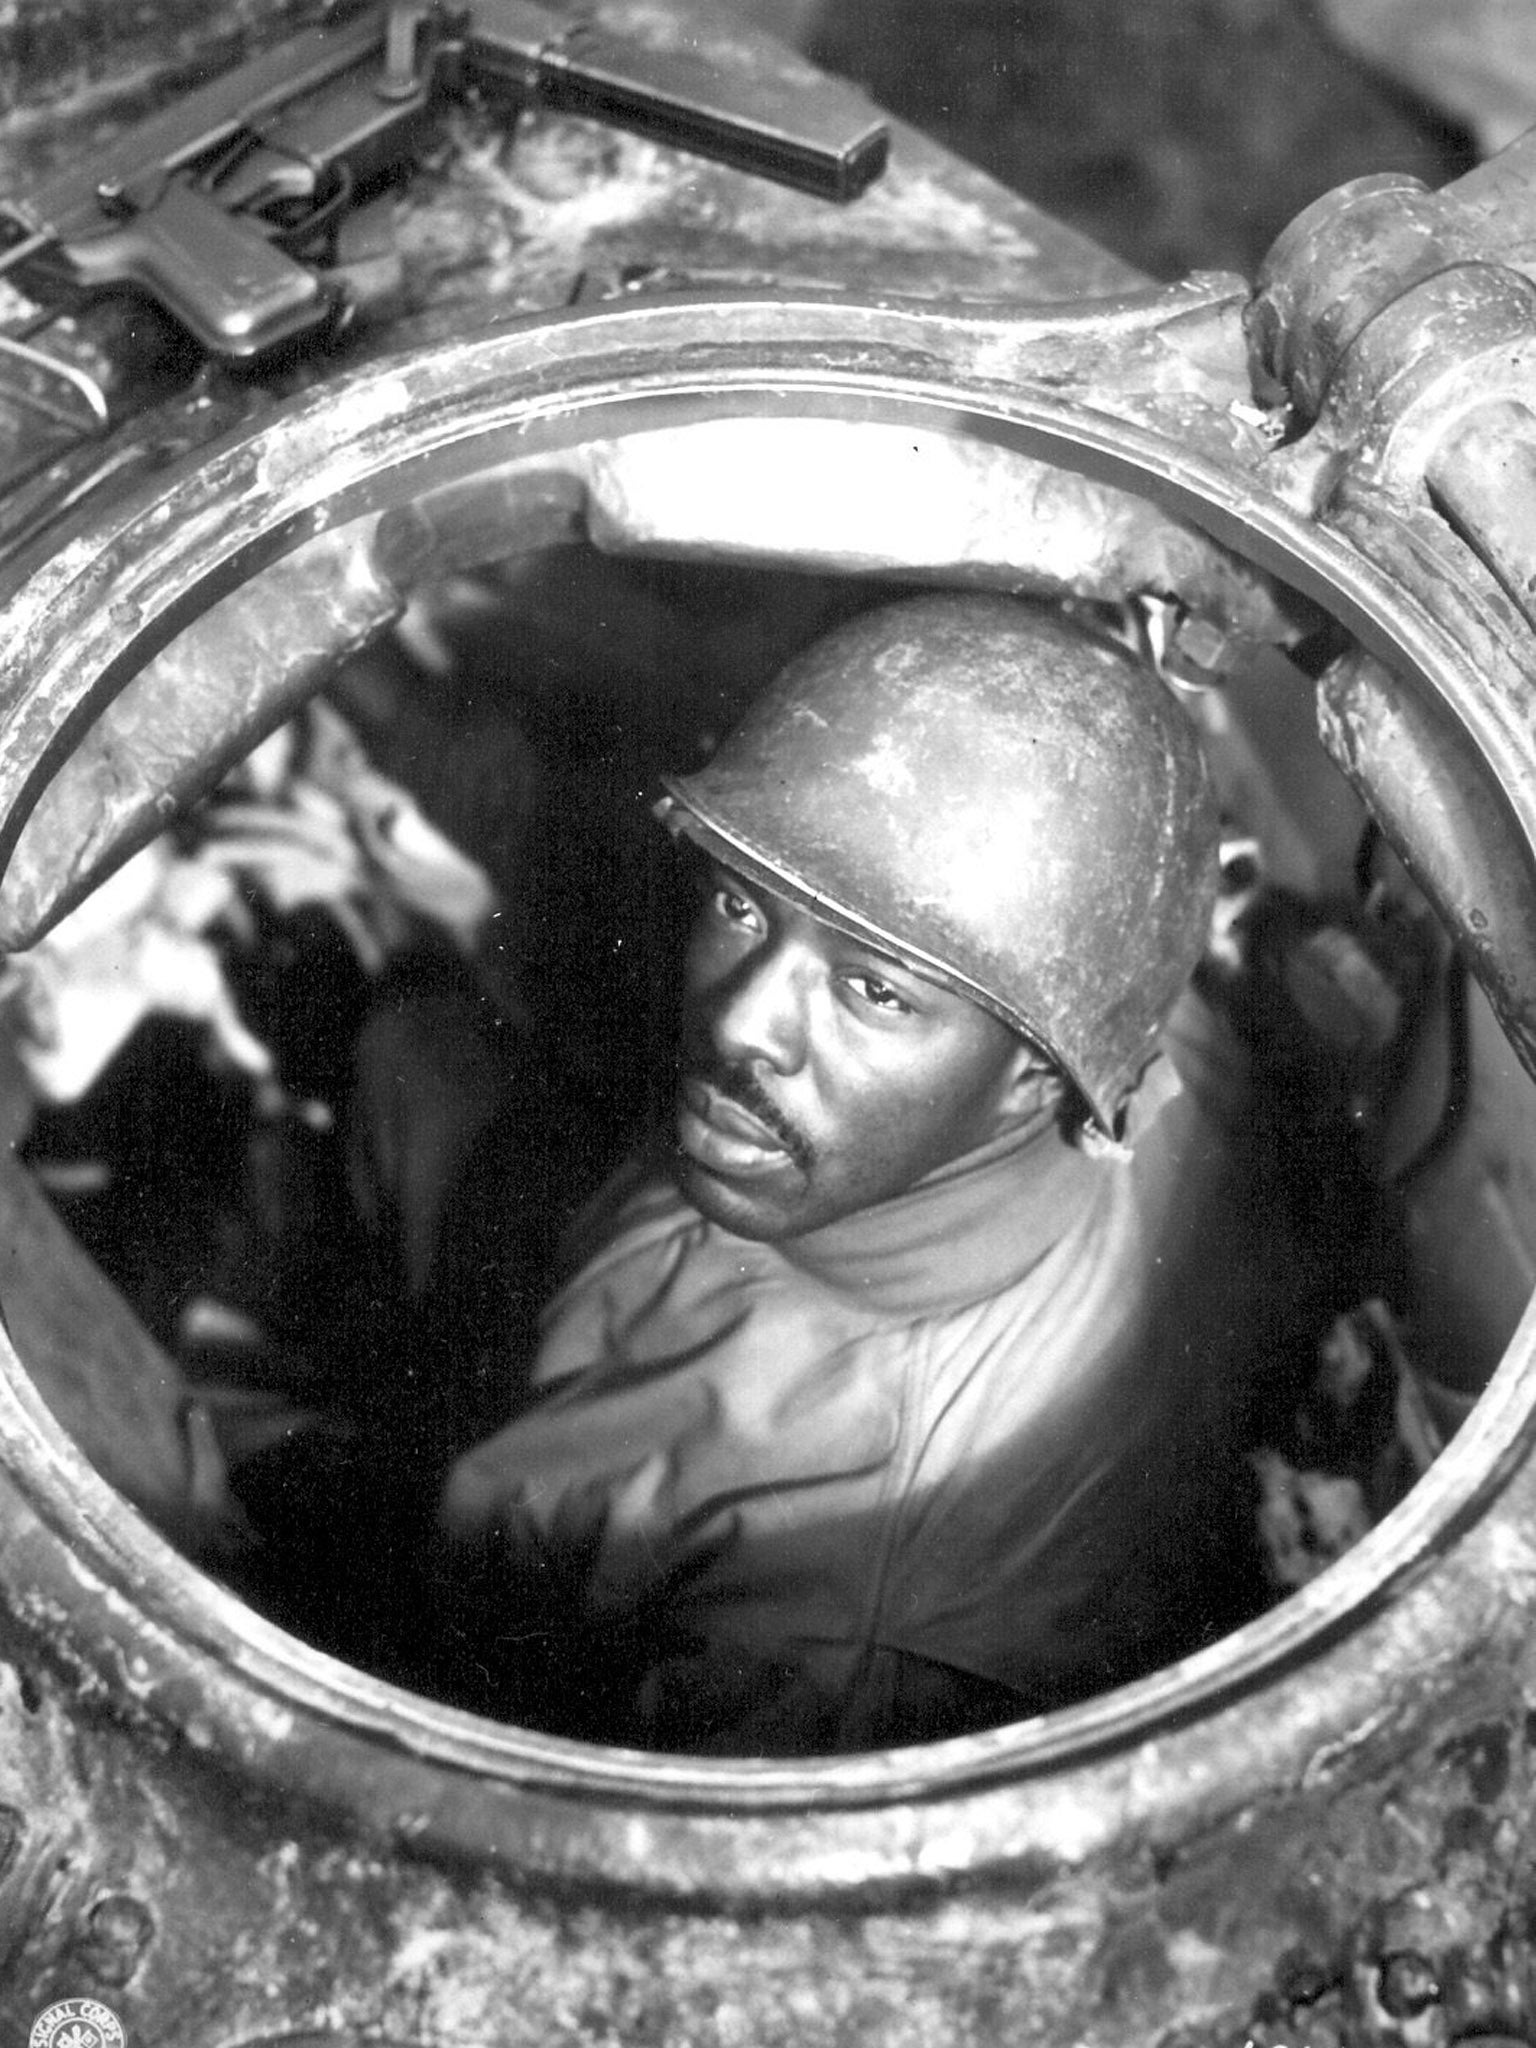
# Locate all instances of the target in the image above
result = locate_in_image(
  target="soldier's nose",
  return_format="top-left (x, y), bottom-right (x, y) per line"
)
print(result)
top-left (707, 940), bottom-right (810, 1074)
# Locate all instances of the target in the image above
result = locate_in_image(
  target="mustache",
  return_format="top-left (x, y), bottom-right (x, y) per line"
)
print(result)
top-left (677, 1053), bottom-right (816, 1172)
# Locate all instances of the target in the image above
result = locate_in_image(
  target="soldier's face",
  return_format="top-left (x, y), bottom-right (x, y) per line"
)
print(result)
top-left (675, 861), bottom-right (1045, 1241)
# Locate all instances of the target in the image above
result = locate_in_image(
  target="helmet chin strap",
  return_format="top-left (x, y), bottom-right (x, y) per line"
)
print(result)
top-left (1075, 1049), bottom-right (1185, 1165)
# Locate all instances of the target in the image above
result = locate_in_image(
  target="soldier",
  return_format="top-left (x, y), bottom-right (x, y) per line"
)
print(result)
top-left (435, 591), bottom-right (1251, 1755)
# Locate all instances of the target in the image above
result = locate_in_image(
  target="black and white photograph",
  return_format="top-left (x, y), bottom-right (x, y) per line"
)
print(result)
top-left (0, 0), bottom-right (1534, 2040)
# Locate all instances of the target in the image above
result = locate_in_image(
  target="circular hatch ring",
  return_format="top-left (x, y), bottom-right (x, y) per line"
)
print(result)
top-left (0, 292), bottom-right (1534, 1903)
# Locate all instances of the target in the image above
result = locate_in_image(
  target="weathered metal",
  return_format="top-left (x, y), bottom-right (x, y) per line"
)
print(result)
top-left (0, 0), bottom-right (1149, 948)
top-left (0, 276), bottom-right (1522, 2039)
top-left (4, 6), bottom-right (1536, 2045)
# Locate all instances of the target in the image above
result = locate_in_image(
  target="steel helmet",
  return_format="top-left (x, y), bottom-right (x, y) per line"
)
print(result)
top-left (658, 593), bottom-right (1219, 1131)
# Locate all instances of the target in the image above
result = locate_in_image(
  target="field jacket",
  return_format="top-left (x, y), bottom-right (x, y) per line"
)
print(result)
top-left (438, 1002), bottom-right (1251, 1755)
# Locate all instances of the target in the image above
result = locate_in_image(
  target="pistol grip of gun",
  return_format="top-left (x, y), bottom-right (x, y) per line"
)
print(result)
top-left (64, 180), bottom-right (335, 360)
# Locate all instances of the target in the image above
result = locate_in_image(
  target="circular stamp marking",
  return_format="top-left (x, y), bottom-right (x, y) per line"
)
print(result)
top-left (29, 1998), bottom-right (127, 2048)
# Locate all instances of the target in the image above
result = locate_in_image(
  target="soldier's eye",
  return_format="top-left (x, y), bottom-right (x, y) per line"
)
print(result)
top-left (712, 886), bottom-right (760, 929)
top-left (847, 973), bottom-right (911, 1015)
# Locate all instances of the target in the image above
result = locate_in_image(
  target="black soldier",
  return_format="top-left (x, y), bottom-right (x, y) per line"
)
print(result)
top-left (435, 592), bottom-right (1256, 1754)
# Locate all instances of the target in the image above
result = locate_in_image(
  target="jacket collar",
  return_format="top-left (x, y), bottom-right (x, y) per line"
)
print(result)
top-left (772, 1104), bottom-right (1108, 1319)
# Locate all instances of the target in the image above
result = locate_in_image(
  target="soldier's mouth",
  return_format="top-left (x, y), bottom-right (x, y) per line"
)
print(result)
top-left (675, 1075), bottom-right (805, 1177)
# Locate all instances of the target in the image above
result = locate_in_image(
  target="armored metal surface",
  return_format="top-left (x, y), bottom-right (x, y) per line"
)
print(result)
top-left (0, 265), bottom-right (1529, 2039)
top-left (3, 5), bottom-right (1536, 2045)
top-left (0, 0), bottom-right (1145, 945)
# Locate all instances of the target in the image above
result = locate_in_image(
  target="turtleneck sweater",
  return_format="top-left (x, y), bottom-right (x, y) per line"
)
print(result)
top-left (438, 1018), bottom-right (1248, 1755)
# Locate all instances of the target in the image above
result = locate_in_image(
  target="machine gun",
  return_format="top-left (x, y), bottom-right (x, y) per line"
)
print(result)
top-left (0, 0), bottom-right (889, 364)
